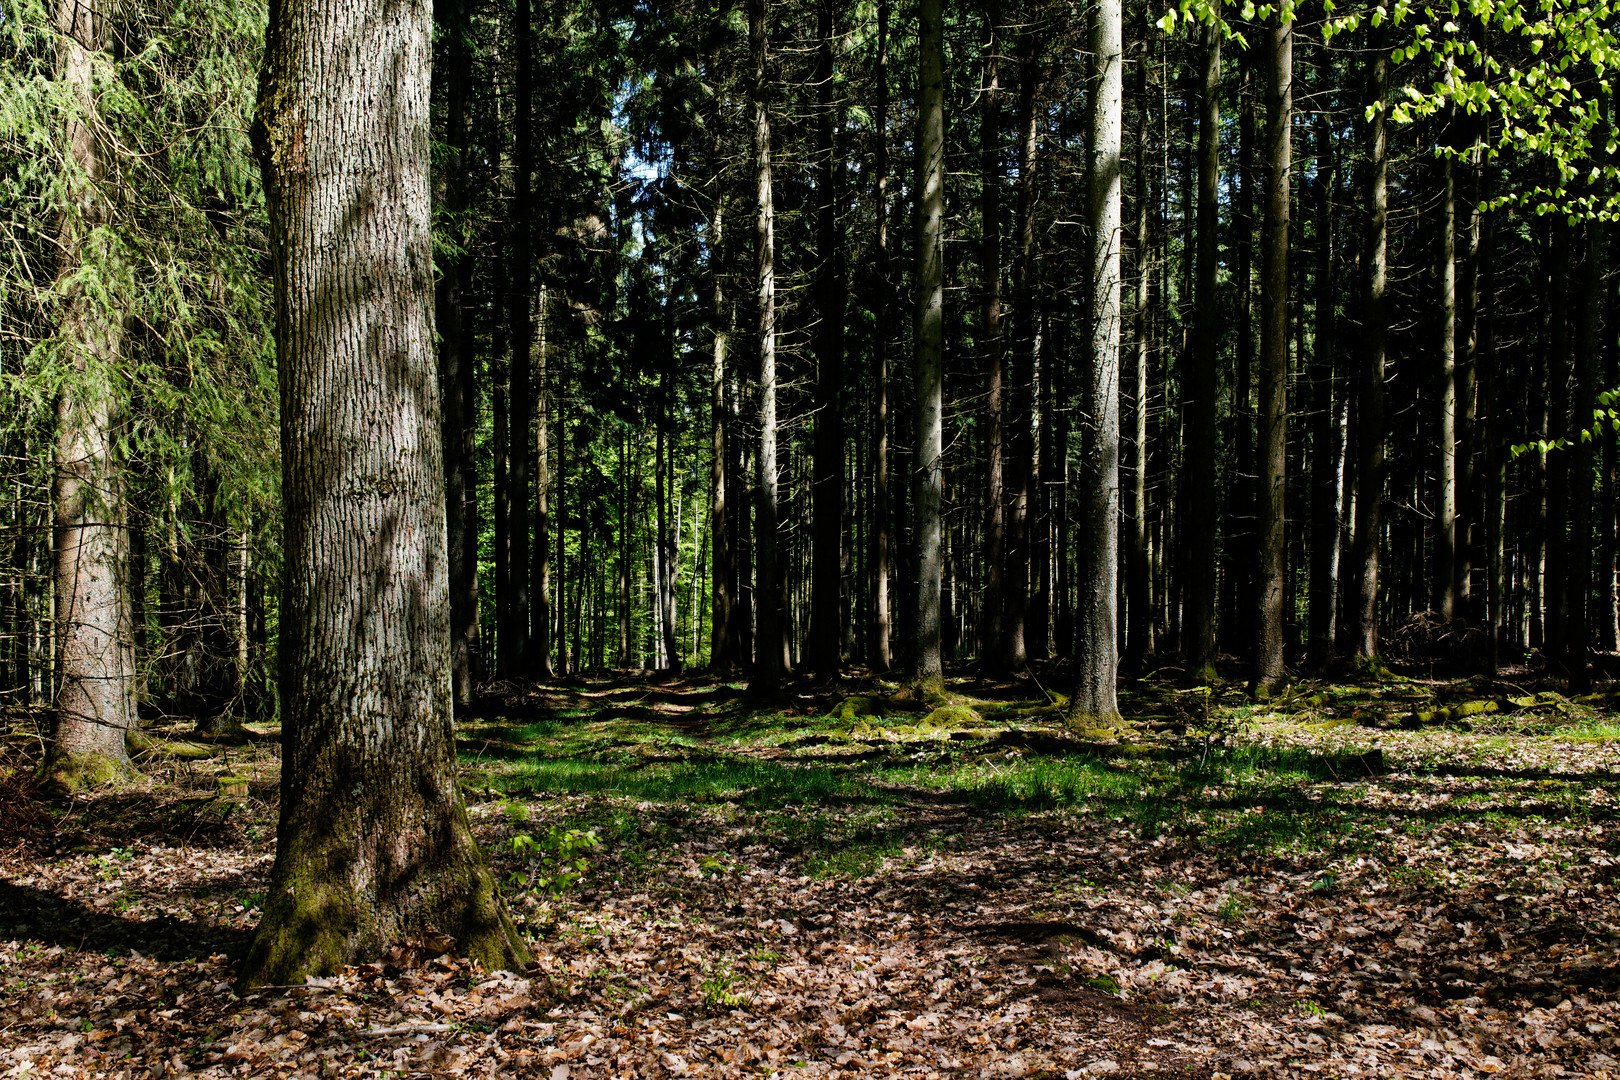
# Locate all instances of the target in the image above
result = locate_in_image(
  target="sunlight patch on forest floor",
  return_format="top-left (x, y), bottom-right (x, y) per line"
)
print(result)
top-left (2, 667), bottom-right (1618, 1077)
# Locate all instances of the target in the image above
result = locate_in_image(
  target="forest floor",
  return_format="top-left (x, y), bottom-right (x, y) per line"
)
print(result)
top-left (2, 664), bottom-right (1619, 1079)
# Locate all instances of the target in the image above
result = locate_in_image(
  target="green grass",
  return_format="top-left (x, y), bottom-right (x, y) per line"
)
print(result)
top-left (459, 683), bottom-right (1617, 882)
top-left (485, 754), bottom-right (901, 808)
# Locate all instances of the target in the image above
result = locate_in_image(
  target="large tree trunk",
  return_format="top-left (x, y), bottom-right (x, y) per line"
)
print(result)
top-left (1253, 10), bottom-right (1291, 693)
top-left (809, 0), bottom-right (845, 676)
top-left (238, 0), bottom-right (526, 987)
top-left (978, 0), bottom-right (1005, 667)
top-left (44, 0), bottom-right (138, 791)
top-left (434, 0), bottom-right (480, 706)
top-left (910, 0), bottom-right (946, 695)
top-left (1068, 0), bottom-right (1122, 726)
top-left (748, 0), bottom-right (785, 692)
top-left (1182, 6), bottom-right (1220, 678)
top-left (1350, 25), bottom-right (1388, 661)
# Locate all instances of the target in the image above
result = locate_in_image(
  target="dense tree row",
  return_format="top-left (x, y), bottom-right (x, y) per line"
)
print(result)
top-left (5, 0), bottom-right (1620, 789)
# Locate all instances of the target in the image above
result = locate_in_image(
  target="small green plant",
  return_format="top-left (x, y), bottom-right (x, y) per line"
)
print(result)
top-left (1217, 892), bottom-right (1245, 922)
top-left (699, 955), bottom-right (750, 1008)
top-left (508, 823), bottom-right (600, 896)
top-left (92, 847), bottom-right (135, 879)
top-left (1298, 998), bottom-right (1326, 1018)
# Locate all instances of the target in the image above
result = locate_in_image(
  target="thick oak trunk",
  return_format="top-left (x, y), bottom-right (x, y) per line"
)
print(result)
top-left (240, 0), bottom-right (526, 987)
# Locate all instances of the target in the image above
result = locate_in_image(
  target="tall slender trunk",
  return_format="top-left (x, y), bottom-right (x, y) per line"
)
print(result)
top-left (658, 371), bottom-right (680, 671)
top-left (1031, 310), bottom-right (1053, 660)
top-left (1182, 7), bottom-right (1221, 676)
top-left (1125, 28), bottom-right (1152, 670)
top-left (1069, 0), bottom-right (1122, 725)
top-left (1479, 162), bottom-right (1504, 671)
top-left (1351, 25), bottom-right (1388, 661)
top-left (978, 0), bottom-right (1005, 666)
top-left (492, 324), bottom-right (510, 676)
top-left (532, 288), bottom-right (553, 676)
top-left (1456, 114), bottom-right (1482, 615)
top-left (748, 0), bottom-right (784, 691)
top-left (809, 0), bottom-right (845, 675)
top-left (45, 0), bottom-right (138, 788)
top-left (1225, 47), bottom-right (1256, 653)
top-left (554, 372), bottom-right (568, 674)
top-left (435, 0), bottom-right (479, 706)
top-left (618, 430), bottom-right (631, 667)
top-left (505, 0), bottom-right (533, 673)
top-left (1437, 107), bottom-right (1458, 621)
top-left (1545, 215), bottom-right (1570, 660)
top-left (1569, 118), bottom-right (1606, 691)
top-left (910, 0), bottom-right (946, 694)
top-left (1605, 228), bottom-right (1620, 652)
top-left (1306, 53), bottom-right (1341, 669)
top-left (709, 198), bottom-right (733, 671)
top-left (871, 0), bottom-right (893, 670)
top-left (1253, 10), bottom-right (1292, 692)
top-left (1002, 41), bottom-right (1042, 671)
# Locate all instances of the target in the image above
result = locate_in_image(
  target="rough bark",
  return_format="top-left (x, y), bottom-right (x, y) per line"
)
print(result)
top-left (1253, 11), bottom-right (1291, 693)
top-left (748, 0), bottom-right (785, 692)
top-left (1068, 0), bottom-right (1122, 726)
top-left (239, 0), bottom-right (526, 986)
top-left (910, 0), bottom-right (946, 695)
top-left (44, 0), bottom-right (138, 791)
